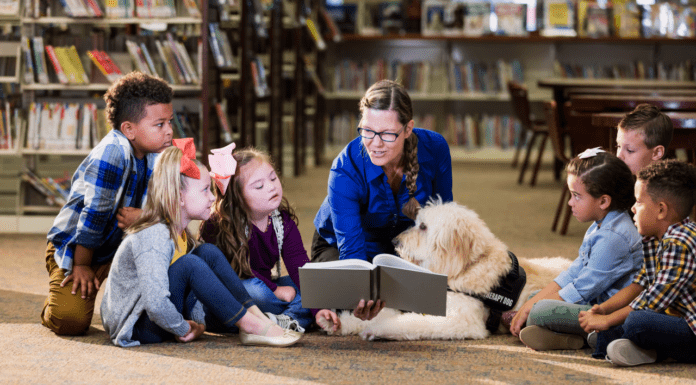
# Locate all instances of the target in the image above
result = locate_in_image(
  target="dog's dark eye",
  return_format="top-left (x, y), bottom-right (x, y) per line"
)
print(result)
top-left (419, 223), bottom-right (427, 230)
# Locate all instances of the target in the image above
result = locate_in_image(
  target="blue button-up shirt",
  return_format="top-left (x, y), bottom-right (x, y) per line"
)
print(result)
top-left (47, 129), bottom-right (158, 273)
top-left (555, 209), bottom-right (643, 304)
top-left (314, 128), bottom-right (453, 261)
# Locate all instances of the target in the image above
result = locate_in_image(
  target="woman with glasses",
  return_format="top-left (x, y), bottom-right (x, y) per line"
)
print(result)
top-left (311, 80), bottom-right (453, 320)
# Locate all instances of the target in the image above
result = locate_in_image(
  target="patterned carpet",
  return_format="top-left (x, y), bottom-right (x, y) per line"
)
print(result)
top-left (1, 161), bottom-right (695, 384)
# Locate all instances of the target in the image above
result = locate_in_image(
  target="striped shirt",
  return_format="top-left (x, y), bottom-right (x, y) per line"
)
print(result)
top-left (630, 218), bottom-right (696, 335)
top-left (47, 129), bottom-right (158, 273)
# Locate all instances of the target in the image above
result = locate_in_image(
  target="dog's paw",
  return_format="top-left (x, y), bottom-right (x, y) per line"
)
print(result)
top-left (359, 328), bottom-right (380, 341)
top-left (316, 314), bottom-right (340, 335)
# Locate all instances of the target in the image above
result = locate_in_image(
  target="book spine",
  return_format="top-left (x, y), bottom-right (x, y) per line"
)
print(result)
top-left (154, 40), bottom-right (177, 84)
top-left (214, 102), bottom-right (232, 143)
top-left (166, 34), bottom-right (191, 84)
top-left (21, 36), bottom-right (35, 84)
top-left (83, 0), bottom-right (103, 16)
top-left (45, 45), bottom-right (68, 85)
top-left (31, 37), bottom-right (49, 84)
top-left (175, 41), bottom-right (199, 84)
top-left (138, 42), bottom-right (158, 78)
top-left (305, 18), bottom-right (327, 51)
top-left (208, 23), bottom-right (225, 68)
top-left (67, 46), bottom-right (89, 84)
top-left (87, 50), bottom-right (110, 79)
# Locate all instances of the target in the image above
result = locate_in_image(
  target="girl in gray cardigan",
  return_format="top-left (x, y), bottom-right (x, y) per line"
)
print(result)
top-left (100, 139), bottom-right (301, 348)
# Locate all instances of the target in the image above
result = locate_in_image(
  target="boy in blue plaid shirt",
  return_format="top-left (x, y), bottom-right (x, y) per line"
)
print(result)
top-left (579, 159), bottom-right (696, 366)
top-left (41, 72), bottom-right (175, 335)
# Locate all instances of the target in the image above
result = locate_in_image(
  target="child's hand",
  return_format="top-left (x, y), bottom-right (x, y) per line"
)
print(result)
top-left (61, 265), bottom-right (100, 299)
top-left (579, 308), bottom-right (610, 333)
top-left (316, 309), bottom-right (340, 332)
top-left (273, 286), bottom-right (296, 302)
top-left (176, 320), bottom-right (205, 343)
top-left (117, 207), bottom-right (142, 229)
top-left (509, 302), bottom-right (533, 337)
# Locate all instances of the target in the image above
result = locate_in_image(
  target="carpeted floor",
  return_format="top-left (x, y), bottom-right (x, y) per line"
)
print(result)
top-left (1, 160), bottom-right (695, 384)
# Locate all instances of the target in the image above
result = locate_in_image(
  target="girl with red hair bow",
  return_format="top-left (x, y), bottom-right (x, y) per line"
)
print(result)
top-left (100, 138), bottom-right (302, 348)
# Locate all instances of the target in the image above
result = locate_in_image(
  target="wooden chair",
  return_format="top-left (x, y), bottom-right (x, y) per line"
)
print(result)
top-left (544, 100), bottom-right (573, 235)
top-left (508, 81), bottom-right (549, 186)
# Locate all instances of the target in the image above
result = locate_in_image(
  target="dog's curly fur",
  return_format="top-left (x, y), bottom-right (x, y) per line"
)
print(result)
top-left (317, 200), bottom-right (571, 341)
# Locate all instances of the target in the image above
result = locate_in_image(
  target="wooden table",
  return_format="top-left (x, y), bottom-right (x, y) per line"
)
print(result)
top-left (592, 112), bottom-right (696, 161)
top-left (570, 95), bottom-right (696, 112)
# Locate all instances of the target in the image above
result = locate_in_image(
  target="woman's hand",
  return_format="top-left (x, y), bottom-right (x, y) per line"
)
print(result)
top-left (316, 309), bottom-right (340, 332)
top-left (353, 299), bottom-right (384, 321)
top-left (273, 286), bottom-right (296, 302)
top-left (176, 320), bottom-right (205, 342)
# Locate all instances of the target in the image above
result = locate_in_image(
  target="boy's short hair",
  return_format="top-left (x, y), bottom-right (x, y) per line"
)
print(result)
top-left (103, 72), bottom-right (173, 131)
top-left (637, 159), bottom-right (696, 220)
top-left (618, 104), bottom-right (673, 150)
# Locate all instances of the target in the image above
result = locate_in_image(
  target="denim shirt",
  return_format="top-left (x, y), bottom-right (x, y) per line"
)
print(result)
top-left (314, 128), bottom-right (453, 261)
top-left (555, 210), bottom-right (643, 305)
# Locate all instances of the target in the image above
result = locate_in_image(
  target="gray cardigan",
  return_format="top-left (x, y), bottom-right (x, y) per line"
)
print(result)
top-left (100, 223), bottom-right (205, 347)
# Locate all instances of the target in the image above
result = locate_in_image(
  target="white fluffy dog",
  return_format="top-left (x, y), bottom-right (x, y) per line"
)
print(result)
top-left (316, 200), bottom-right (571, 341)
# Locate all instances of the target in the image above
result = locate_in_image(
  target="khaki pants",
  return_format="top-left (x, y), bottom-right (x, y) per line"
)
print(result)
top-left (41, 242), bottom-right (111, 335)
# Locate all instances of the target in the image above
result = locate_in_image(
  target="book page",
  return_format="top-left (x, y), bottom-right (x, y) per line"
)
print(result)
top-left (372, 253), bottom-right (432, 274)
top-left (300, 259), bottom-right (376, 270)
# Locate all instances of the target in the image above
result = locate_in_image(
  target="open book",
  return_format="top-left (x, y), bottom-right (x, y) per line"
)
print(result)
top-left (299, 254), bottom-right (447, 316)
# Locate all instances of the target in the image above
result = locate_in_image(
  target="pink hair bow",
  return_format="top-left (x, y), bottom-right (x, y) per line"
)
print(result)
top-left (208, 142), bottom-right (237, 194)
top-left (173, 138), bottom-right (200, 179)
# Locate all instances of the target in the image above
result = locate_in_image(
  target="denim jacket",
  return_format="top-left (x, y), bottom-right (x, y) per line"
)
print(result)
top-left (555, 210), bottom-right (643, 305)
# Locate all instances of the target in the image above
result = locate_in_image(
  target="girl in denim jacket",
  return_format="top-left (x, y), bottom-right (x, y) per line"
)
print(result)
top-left (510, 149), bottom-right (643, 351)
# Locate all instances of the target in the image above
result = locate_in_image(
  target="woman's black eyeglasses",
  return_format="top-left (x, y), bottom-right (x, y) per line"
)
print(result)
top-left (356, 125), bottom-right (405, 143)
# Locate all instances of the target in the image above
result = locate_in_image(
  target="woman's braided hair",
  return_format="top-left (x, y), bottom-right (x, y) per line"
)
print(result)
top-left (359, 80), bottom-right (420, 220)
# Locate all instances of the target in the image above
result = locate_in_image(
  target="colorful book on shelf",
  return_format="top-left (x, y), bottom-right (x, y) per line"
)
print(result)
top-left (87, 50), bottom-right (123, 83)
top-left (44, 45), bottom-right (69, 85)
top-left (613, 0), bottom-right (640, 38)
top-left (31, 37), bottom-right (50, 84)
top-left (105, 0), bottom-right (133, 18)
top-left (422, 0), bottom-right (446, 36)
top-left (463, 2), bottom-right (490, 37)
top-left (494, 3), bottom-right (527, 36)
top-left (250, 56), bottom-right (269, 98)
top-left (214, 102), bottom-right (233, 143)
top-left (154, 39), bottom-right (180, 84)
top-left (181, 0), bottom-right (200, 17)
top-left (379, 1), bottom-right (404, 35)
top-left (320, 6), bottom-right (342, 42)
top-left (305, 18), bottom-right (327, 51)
top-left (0, 0), bottom-right (20, 16)
top-left (125, 40), bottom-right (153, 77)
top-left (541, 0), bottom-right (577, 37)
top-left (174, 41), bottom-right (199, 84)
top-left (66, 46), bottom-right (90, 84)
top-left (208, 23), bottom-right (225, 68)
top-left (166, 33), bottom-right (196, 84)
top-left (21, 36), bottom-right (35, 84)
top-left (442, 0), bottom-right (465, 36)
top-left (21, 169), bottom-right (66, 207)
top-left (582, 2), bottom-right (612, 38)
top-left (139, 42), bottom-right (158, 77)
top-left (325, 3), bottom-right (357, 34)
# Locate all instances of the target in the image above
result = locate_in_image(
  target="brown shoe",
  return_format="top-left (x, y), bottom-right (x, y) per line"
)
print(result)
top-left (519, 325), bottom-right (584, 351)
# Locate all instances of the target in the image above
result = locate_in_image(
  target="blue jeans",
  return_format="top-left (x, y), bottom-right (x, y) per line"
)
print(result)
top-left (593, 309), bottom-right (696, 363)
top-left (132, 243), bottom-right (255, 344)
top-left (242, 276), bottom-right (313, 329)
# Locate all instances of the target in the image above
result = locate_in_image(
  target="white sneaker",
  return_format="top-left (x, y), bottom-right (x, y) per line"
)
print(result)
top-left (265, 312), bottom-right (305, 333)
top-left (606, 339), bottom-right (657, 367)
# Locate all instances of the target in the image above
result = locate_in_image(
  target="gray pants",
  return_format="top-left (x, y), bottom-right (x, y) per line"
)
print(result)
top-left (527, 299), bottom-right (592, 336)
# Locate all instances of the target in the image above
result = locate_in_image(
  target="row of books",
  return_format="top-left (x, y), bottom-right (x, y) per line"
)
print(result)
top-left (329, 58), bottom-right (524, 95)
top-left (325, 111), bottom-right (522, 150)
top-left (449, 59), bottom-right (523, 94)
top-left (208, 23), bottom-right (236, 69)
top-left (554, 60), bottom-right (696, 81)
top-left (23, 0), bottom-right (201, 18)
top-left (26, 102), bottom-right (106, 151)
top-left (0, 55), bottom-right (17, 78)
top-left (22, 168), bottom-right (70, 207)
top-left (25, 101), bottom-right (200, 151)
top-left (325, 0), bottom-right (696, 39)
top-left (0, 102), bottom-right (19, 151)
top-left (126, 35), bottom-right (200, 85)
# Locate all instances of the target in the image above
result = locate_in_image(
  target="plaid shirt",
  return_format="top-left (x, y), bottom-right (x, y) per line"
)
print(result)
top-left (630, 218), bottom-right (696, 335)
top-left (47, 129), bottom-right (158, 273)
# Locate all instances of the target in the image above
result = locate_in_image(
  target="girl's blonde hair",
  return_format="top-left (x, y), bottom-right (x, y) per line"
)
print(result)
top-left (127, 146), bottom-right (201, 251)
top-left (359, 79), bottom-right (420, 220)
top-left (205, 147), bottom-right (297, 278)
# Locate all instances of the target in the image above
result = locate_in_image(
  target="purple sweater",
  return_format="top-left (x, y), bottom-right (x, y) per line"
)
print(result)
top-left (200, 211), bottom-right (309, 292)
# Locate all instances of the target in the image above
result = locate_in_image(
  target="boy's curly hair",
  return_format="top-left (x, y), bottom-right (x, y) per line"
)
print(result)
top-left (566, 150), bottom-right (635, 212)
top-left (103, 72), bottom-right (173, 131)
top-left (618, 103), bottom-right (673, 149)
top-left (638, 159), bottom-right (696, 220)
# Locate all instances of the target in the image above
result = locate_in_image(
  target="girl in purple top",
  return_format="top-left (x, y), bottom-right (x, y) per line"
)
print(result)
top-left (200, 148), bottom-right (340, 332)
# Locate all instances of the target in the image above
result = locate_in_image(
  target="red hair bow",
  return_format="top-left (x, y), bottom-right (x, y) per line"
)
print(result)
top-left (173, 138), bottom-right (200, 179)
